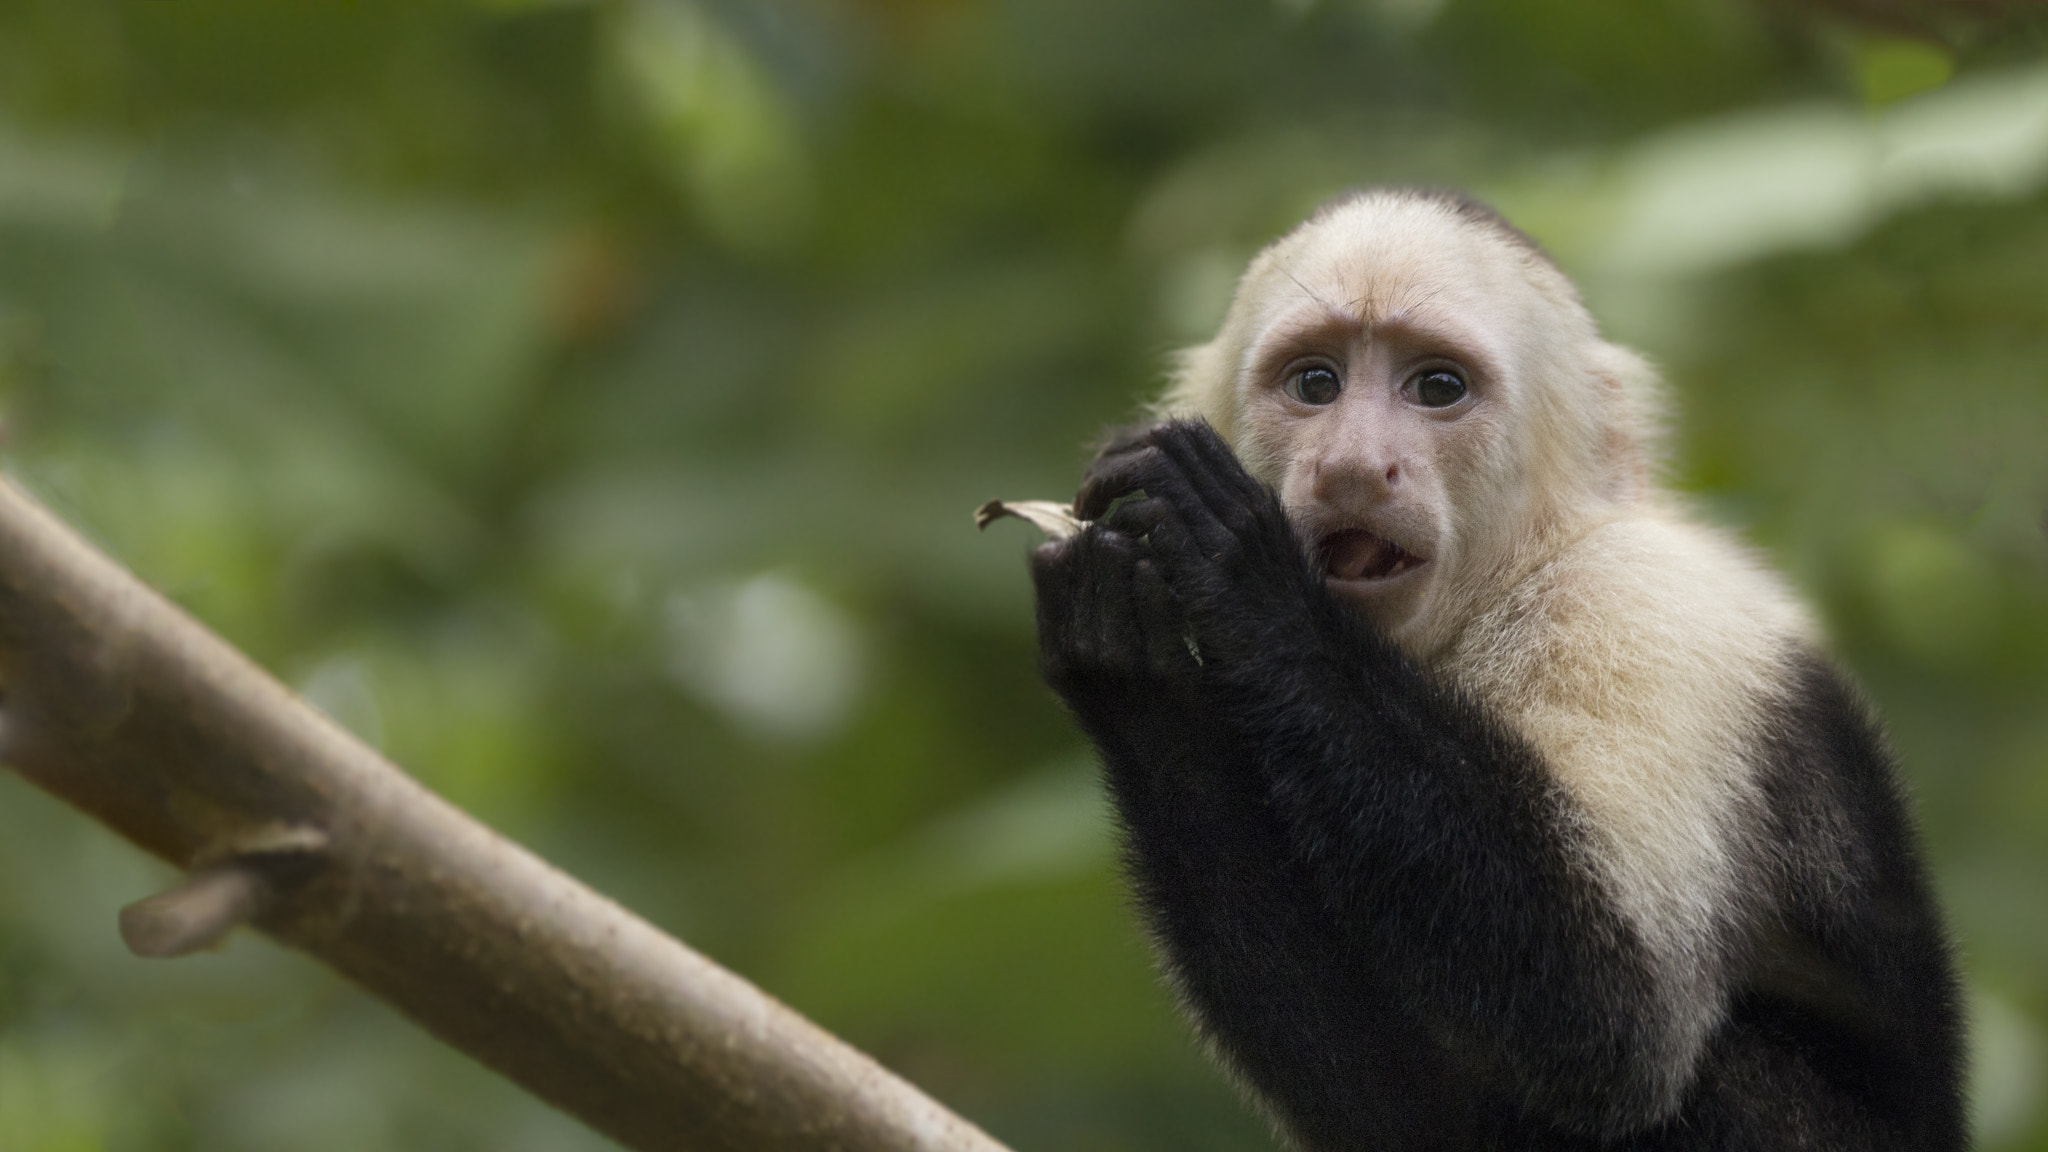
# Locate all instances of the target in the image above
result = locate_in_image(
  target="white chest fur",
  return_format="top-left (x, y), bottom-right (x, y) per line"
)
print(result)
top-left (1438, 511), bottom-right (1816, 1058)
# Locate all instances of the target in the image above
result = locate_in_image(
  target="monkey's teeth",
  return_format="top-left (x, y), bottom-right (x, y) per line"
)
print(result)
top-left (1324, 530), bottom-right (1416, 581)
top-left (1325, 531), bottom-right (1376, 579)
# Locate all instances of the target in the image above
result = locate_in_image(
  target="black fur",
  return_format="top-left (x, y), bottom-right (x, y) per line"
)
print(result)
top-left (1029, 421), bottom-right (1965, 1151)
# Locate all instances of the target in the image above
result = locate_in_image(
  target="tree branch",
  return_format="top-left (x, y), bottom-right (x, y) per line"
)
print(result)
top-left (0, 477), bottom-right (1013, 1152)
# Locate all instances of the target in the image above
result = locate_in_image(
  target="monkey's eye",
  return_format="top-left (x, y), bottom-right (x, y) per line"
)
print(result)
top-left (1414, 369), bottom-right (1467, 408)
top-left (1287, 365), bottom-right (1342, 405)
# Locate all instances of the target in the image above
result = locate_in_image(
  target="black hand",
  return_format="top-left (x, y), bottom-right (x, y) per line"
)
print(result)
top-left (1030, 450), bottom-right (1253, 856)
top-left (1076, 420), bottom-right (1324, 673)
top-left (1029, 520), bottom-right (1195, 719)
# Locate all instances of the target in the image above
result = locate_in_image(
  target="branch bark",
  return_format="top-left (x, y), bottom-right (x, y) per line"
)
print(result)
top-left (0, 476), bottom-right (1013, 1152)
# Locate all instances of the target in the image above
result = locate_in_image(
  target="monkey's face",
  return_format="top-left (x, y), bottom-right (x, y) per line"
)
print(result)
top-left (1212, 199), bottom-right (1605, 653)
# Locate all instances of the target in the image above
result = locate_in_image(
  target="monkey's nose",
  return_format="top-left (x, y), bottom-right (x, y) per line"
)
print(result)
top-left (1312, 454), bottom-right (1401, 505)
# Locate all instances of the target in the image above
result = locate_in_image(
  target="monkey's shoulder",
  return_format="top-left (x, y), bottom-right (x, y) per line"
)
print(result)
top-left (1434, 512), bottom-right (1839, 951)
top-left (1444, 509), bottom-right (1818, 737)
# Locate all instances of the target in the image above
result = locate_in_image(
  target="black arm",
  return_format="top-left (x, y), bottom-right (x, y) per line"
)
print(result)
top-left (1032, 497), bottom-right (1469, 1149)
top-left (1031, 421), bottom-right (1687, 1142)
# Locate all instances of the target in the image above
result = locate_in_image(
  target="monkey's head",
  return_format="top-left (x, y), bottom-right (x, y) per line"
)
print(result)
top-left (1157, 188), bottom-right (1663, 656)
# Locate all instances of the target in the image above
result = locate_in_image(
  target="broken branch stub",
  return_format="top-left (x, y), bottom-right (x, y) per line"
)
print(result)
top-left (118, 826), bottom-right (329, 958)
top-left (0, 477), bottom-right (1011, 1152)
top-left (121, 861), bottom-right (274, 958)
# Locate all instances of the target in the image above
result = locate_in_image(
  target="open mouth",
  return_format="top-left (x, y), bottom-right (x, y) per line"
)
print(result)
top-left (1320, 528), bottom-right (1426, 582)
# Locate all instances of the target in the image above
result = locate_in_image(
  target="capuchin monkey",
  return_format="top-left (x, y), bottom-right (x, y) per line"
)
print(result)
top-left (1026, 188), bottom-right (1965, 1150)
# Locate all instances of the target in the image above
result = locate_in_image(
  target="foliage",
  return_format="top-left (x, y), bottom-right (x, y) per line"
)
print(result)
top-left (0, 1), bottom-right (2044, 1148)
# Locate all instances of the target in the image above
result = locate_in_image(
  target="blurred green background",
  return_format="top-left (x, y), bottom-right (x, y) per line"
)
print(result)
top-left (0, 0), bottom-right (2044, 1148)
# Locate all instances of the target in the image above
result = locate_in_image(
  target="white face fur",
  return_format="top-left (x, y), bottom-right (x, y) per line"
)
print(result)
top-left (1159, 191), bottom-right (1658, 657)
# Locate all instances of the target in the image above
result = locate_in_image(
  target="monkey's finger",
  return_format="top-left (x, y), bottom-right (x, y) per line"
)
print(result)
top-left (1147, 423), bottom-right (1266, 546)
top-left (1090, 422), bottom-right (1170, 462)
top-left (1129, 510), bottom-right (1213, 588)
top-left (1029, 536), bottom-right (1087, 644)
top-left (1151, 421), bottom-right (1266, 512)
top-left (1092, 467), bottom-right (1236, 561)
top-left (1132, 558), bottom-right (1193, 676)
top-left (1077, 444), bottom-right (1204, 523)
top-left (1038, 527), bottom-right (1151, 671)
top-left (1075, 446), bottom-right (1158, 520)
top-left (1171, 420), bottom-right (1271, 508)
top-left (1097, 493), bottom-right (1171, 538)
top-left (1146, 426), bottom-right (1237, 531)
top-left (1027, 534), bottom-right (1075, 588)
top-left (1080, 536), bottom-right (1140, 657)
top-left (1079, 436), bottom-right (1243, 564)
top-left (1076, 424), bottom-right (1171, 507)
top-left (1105, 483), bottom-right (1228, 565)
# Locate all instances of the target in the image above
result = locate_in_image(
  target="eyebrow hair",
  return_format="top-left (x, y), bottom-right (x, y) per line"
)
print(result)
top-left (1247, 300), bottom-right (1502, 388)
top-left (1245, 311), bottom-right (1355, 379)
top-left (1370, 310), bottom-right (1497, 372)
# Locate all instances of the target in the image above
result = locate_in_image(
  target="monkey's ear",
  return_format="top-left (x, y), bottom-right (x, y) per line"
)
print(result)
top-left (1586, 341), bottom-right (1668, 505)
